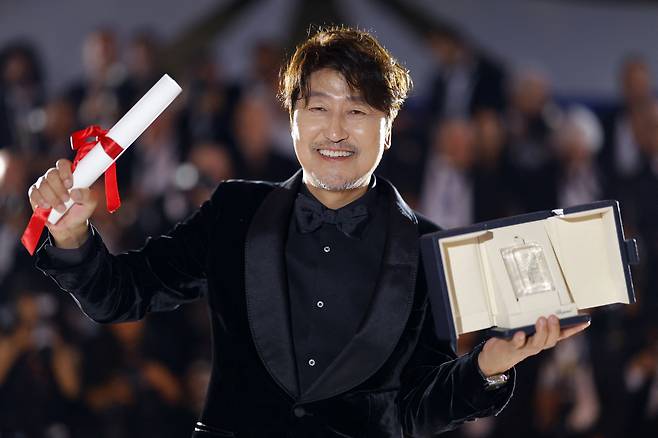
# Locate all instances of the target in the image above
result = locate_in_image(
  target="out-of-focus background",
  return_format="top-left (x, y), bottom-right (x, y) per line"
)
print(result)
top-left (1, 0), bottom-right (657, 437)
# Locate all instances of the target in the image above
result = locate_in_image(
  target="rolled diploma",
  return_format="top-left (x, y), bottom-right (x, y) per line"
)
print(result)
top-left (48, 74), bottom-right (182, 224)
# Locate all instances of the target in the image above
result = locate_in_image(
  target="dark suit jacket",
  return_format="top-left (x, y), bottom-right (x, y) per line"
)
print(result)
top-left (35, 171), bottom-right (514, 437)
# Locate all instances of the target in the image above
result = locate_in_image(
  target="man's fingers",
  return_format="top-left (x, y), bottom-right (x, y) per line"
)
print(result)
top-left (55, 159), bottom-right (74, 188)
top-left (28, 185), bottom-right (46, 210)
top-left (527, 317), bottom-right (549, 352)
top-left (543, 315), bottom-right (560, 349)
top-left (557, 321), bottom-right (591, 341)
top-left (512, 331), bottom-right (526, 349)
top-left (35, 178), bottom-right (64, 212)
top-left (482, 318), bottom-right (591, 374)
top-left (45, 168), bottom-right (70, 204)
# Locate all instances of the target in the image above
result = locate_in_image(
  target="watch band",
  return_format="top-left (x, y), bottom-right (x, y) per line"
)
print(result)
top-left (482, 371), bottom-right (509, 390)
top-left (477, 362), bottom-right (510, 390)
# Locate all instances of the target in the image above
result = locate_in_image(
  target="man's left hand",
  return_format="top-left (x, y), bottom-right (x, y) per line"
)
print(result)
top-left (477, 315), bottom-right (590, 377)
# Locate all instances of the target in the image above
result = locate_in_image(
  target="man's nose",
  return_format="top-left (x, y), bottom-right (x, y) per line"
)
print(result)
top-left (324, 112), bottom-right (349, 143)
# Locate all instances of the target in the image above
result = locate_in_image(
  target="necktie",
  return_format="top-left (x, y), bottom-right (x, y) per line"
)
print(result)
top-left (294, 194), bottom-right (369, 238)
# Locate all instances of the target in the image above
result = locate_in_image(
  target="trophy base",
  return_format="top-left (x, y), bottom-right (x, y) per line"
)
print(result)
top-left (488, 314), bottom-right (591, 339)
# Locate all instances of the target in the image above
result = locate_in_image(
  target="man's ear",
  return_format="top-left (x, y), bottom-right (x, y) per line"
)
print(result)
top-left (384, 119), bottom-right (393, 150)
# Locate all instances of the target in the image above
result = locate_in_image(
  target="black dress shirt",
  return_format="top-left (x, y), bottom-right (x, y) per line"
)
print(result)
top-left (285, 179), bottom-right (388, 394)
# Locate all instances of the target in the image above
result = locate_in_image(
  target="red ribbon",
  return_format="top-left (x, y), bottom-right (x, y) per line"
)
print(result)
top-left (21, 125), bottom-right (124, 255)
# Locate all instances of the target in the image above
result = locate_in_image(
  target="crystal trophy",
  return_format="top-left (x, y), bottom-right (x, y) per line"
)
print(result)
top-left (501, 239), bottom-right (556, 299)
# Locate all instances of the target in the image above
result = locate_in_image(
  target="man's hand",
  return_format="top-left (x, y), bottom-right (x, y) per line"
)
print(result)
top-left (27, 158), bottom-right (98, 248)
top-left (477, 315), bottom-right (590, 377)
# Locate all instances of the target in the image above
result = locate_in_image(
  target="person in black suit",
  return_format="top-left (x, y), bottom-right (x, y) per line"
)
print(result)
top-left (27, 27), bottom-right (588, 437)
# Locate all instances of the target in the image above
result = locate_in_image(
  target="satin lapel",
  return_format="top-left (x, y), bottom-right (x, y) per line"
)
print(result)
top-left (245, 170), bottom-right (302, 398)
top-left (300, 178), bottom-right (420, 403)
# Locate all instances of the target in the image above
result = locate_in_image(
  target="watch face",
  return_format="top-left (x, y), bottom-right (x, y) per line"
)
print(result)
top-left (484, 372), bottom-right (509, 389)
top-left (501, 241), bottom-right (555, 299)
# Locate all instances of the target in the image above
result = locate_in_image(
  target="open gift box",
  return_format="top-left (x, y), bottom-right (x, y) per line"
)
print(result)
top-left (420, 200), bottom-right (639, 345)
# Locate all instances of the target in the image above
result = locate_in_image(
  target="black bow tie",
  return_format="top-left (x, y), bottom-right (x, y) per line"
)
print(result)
top-left (294, 194), bottom-right (369, 238)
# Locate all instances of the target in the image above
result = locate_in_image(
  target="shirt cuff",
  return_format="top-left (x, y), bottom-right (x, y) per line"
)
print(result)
top-left (43, 226), bottom-right (96, 268)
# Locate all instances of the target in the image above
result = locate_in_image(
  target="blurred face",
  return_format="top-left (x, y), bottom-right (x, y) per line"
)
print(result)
top-left (191, 144), bottom-right (234, 181)
top-left (83, 31), bottom-right (116, 77)
top-left (513, 72), bottom-right (549, 116)
top-left (474, 110), bottom-right (505, 161)
top-left (235, 97), bottom-right (271, 154)
top-left (622, 62), bottom-right (652, 104)
top-left (435, 119), bottom-right (475, 170)
top-left (44, 99), bottom-right (75, 140)
top-left (129, 41), bottom-right (155, 78)
top-left (429, 35), bottom-right (462, 66)
top-left (291, 68), bottom-right (391, 191)
top-left (557, 124), bottom-right (592, 165)
top-left (3, 53), bottom-right (30, 85)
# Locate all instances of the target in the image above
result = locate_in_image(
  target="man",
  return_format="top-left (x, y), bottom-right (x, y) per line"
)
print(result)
top-left (28, 27), bottom-right (588, 437)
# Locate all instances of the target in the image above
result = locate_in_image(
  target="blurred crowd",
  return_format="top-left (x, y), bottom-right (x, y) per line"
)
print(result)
top-left (0, 24), bottom-right (657, 438)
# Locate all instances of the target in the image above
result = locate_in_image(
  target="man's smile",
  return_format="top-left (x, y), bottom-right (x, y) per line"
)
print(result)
top-left (317, 148), bottom-right (356, 159)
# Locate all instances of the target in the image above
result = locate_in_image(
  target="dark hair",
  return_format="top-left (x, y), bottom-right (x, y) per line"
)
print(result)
top-left (0, 40), bottom-right (45, 86)
top-left (278, 26), bottom-right (412, 119)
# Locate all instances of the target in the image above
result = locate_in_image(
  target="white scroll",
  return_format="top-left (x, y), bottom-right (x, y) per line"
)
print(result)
top-left (47, 74), bottom-right (182, 224)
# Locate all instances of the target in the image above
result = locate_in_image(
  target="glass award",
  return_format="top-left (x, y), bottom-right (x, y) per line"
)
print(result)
top-left (501, 240), bottom-right (556, 299)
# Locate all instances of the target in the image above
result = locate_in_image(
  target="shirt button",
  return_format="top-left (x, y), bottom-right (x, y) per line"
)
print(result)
top-left (316, 300), bottom-right (324, 308)
top-left (323, 246), bottom-right (331, 253)
top-left (293, 407), bottom-right (306, 418)
top-left (308, 359), bottom-right (316, 367)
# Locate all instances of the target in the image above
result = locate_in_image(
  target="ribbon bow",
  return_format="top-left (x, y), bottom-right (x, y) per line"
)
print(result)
top-left (20, 125), bottom-right (124, 255)
top-left (294, 194), bottom-right (369, 238)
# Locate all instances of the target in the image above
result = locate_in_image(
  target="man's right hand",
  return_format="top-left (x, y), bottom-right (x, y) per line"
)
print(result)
top-left (27, 159), bottom-right (98, 249)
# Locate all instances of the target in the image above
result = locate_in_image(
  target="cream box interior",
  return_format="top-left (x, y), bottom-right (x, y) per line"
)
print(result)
top-left (428, 204), bottom-right (636, 338)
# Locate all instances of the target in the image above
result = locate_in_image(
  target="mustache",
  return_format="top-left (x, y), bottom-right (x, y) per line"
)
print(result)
top-left (311, 141), bottom-right (357, 152)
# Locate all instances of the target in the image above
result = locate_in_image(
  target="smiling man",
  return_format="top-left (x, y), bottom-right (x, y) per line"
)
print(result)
top-left (289, 68), bottom-right (389, 201)
top-left (28, 27), bottom-right (588, 437)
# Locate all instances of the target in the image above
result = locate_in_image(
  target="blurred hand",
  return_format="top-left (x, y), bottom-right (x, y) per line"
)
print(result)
top-left (9, 325), bottom-right (34, 354)
top-left (51, 336), bottom-right (82, 399)
top-left (477, 315), bottom-right (590, 376)
top-left (141, 361), bottom-right (182, 404)
top-left (27, 158), bottom-right (98, 248)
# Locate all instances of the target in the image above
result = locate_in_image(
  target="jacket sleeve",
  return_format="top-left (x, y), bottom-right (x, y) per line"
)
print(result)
top-left (398, 299), bottom-right (515, 437)
top-left (34, 184), bottom-right (225, 323)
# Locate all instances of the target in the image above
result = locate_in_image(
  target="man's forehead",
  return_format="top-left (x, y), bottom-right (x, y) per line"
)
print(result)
top-left (306, 91), bottom-right (366, 103)
top-left (302, 68), bottom-right (366, 101)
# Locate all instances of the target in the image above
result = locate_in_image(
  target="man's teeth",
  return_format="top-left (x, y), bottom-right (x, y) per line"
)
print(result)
top-left (318, 149), bottom-right (354, 158)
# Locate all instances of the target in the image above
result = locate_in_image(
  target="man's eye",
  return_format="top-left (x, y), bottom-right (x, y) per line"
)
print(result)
top-left (349, 109), bottom-right (366, 115)
top-left (309, 106), bottom-right (326, 112)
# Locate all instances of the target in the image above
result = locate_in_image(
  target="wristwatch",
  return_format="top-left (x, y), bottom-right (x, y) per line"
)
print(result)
top-left (477, 366), bottom-right (510, 391)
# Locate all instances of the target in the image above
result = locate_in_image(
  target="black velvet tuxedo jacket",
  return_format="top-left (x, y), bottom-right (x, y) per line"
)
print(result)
top-left (36, 171), bottom-right (514, 437)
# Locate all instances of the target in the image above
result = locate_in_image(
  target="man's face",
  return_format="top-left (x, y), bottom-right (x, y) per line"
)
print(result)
top-left (291, 68), bottom-right (391, 191)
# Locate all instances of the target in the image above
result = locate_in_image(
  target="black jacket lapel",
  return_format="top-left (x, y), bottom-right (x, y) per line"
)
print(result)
top-left (245, 170), bottom-right (303, 398)
top-left (301, 178), bottom-right (420, 403)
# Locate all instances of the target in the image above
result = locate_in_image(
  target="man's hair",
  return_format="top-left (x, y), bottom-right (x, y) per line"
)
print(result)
top-left (278, 26), bottom-right (412, 119)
